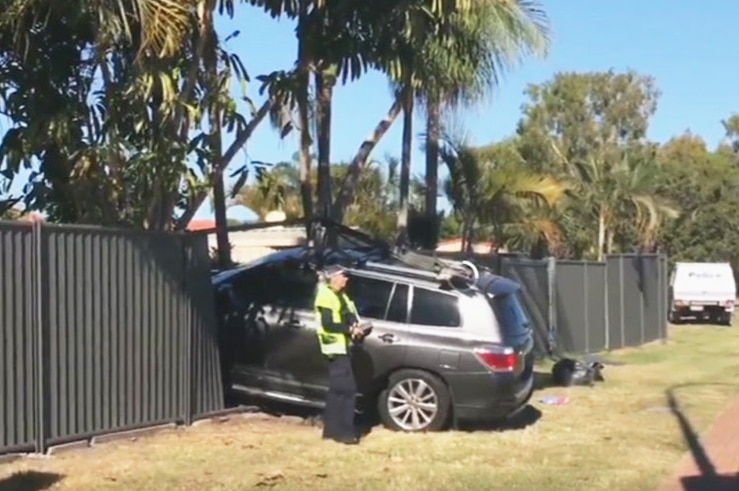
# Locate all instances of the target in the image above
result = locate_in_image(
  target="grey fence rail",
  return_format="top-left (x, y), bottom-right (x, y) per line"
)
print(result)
top-left (435, 252), bottom-right (668, 356)
top-left (0, 221), bottom-right (224, 456)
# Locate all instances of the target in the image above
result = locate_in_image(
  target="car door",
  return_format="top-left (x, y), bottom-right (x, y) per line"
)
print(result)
top-left (222, 265), bottom-right (283, 391)
top-left (402, 286), bottom-right (467, 372)
top-left (272, 273), bottom-right (404, 397)
top-left (347, 276), bottom-right (410, 396)
top-left (256, 265), bottom-right (321, 397)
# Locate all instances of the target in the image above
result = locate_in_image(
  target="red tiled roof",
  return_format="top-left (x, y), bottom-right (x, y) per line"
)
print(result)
top-left (187, 219), bottom-right (216, 231)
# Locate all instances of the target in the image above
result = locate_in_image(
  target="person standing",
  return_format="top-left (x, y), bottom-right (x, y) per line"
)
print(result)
top-left (314, 264), bottom-right (365, 444)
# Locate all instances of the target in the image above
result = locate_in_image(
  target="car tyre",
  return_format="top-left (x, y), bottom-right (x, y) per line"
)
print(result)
top-left (378, 369), bottom-right (451, 432)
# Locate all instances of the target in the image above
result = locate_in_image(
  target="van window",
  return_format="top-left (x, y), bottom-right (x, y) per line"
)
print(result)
top-left (410, 287), bottom-right (461, 327)
top-left (489, 292), bottom-right (530, 341)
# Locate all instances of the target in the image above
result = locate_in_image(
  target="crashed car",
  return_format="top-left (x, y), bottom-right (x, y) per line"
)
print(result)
top-left (212, 226), bottom-right (534, 432)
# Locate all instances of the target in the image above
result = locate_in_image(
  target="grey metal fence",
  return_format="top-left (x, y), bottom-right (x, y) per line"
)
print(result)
top-left (0, 221), bottom-right (224, 456)
top-left (436, 252), bottom-right (668, 356)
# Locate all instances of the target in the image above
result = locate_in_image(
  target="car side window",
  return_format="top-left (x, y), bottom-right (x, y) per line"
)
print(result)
top-left (385, 283), bottom-right (409, 323)
top-left (410, 287), bottom-right (461, 328)
top-left (346, 275), bottom-right (393, 320)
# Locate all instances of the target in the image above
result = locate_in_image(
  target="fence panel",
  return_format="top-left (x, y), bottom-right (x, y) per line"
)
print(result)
top-left (0, 222), bottom-right (37, 453)
top-left (41, 226), bottom-right (189, 449)
top-left (640, 255), bottom-right (662, 344)
top-left (499, 258), bottom-right (551, 356)
top-left (659, 255), bottom-right (668, 339)
top-left (606, 257), bottom-right (625, 349)
top-left (185, 234), bottom-right (225, 420)
top-left (620, 256), bottom-right (646, 347)
top-left (553, 261), bottom-right (588, 354)
top-left (585, 263), bottom-right (608, 352)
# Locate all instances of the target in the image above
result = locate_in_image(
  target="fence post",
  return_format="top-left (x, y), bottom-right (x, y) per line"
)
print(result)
top-left (619, 256), bottom-right (625, 348)
top-left (32, 221), bottom-right (48, 454)
top-left (639, 256), bottom-right (646, 345)
top-left (604, 257), bottom-right (610, 350)
top-left (661, 254), bottom-right (669, 344)
top-left (546, 256), bottom-right (557, 354)
top-left (180, 234), bottom-right (194, 426)
top-left (582, 262), bottom-right (590, 353)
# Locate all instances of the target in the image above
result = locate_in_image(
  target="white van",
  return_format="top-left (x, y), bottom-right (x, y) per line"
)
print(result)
top-left (669, 262), bottom-right (736, 325)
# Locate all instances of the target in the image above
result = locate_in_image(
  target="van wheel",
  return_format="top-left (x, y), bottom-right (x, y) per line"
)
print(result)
top-left (378, 369), bottom-right (451, 432)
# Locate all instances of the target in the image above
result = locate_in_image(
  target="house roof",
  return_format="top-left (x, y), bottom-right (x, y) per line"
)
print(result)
top-left (187, 219), bottom-right (216, 231)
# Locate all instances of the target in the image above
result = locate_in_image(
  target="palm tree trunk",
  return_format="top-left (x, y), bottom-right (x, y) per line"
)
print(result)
top-left (332, 97), bottom-right (403, 223)
top-left (597, 206), bottom-right (606, 261)
top-left (297, 83), bottom-right (313, 221)
top-left (424, 95), bottom-right (441, 248)
top-left (315, 66), bottom-right (336, 219)
top-left (296, 4), bottom-right (313, 222)
top-left (396, 87), bottom-right (413, 245)
top-left (200, 3), bottom-right (230, 267)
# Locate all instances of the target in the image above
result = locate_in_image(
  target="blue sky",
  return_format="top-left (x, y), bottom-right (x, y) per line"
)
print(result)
top-left (4, 1), bottom-right (739, 221)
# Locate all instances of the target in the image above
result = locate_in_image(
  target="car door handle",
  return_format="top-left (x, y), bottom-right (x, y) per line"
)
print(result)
top-left (379, 333), bottom-right (395, 344)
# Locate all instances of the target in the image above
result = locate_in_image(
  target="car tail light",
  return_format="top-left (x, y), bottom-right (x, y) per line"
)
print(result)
top-left (474, 347), bottom-right (519, 372)
top-left (725, 300), bottom-right (735, 308)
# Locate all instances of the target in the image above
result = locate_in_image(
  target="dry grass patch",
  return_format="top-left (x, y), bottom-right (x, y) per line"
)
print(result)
top-left (2, 324), bottom-right (739, 491)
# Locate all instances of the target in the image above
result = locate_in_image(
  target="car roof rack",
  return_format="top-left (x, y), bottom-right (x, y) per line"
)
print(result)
top-left (203, 217), bottom-right (490, 291)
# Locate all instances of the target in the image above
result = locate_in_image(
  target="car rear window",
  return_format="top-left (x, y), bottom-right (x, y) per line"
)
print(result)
top-left (488, 292), bottom-right (531, 341)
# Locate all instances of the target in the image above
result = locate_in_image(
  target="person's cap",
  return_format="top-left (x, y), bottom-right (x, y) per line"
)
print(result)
top-left (323, 264), bottom-right (348, 278)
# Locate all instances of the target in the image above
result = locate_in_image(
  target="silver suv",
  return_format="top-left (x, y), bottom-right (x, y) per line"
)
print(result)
top-left (213, 246), bottom-right (535, 432)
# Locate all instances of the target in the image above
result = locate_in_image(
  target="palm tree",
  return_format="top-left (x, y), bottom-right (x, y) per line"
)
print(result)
top-left (550, 141), bottom-right (679, 260)
top-left (440, 137), bottom-right (566, 253)
top-left (420, 0), bottom-right (550, 248)
top-left (235, 163), bottom-right (303, 220)
top-left (235, 158), bottom-right (401, 239)
top-left (246, 0), bottom-right (473, 225)
top-left (332, 0), bottom-right (550, 233)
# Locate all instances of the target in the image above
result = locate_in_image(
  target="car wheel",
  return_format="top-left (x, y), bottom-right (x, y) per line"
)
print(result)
top-left (378, 369), bottom-right (451, 432)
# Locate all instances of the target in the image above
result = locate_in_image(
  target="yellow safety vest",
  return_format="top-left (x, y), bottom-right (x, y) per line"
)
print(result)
top-left (314, 283), bottom-right (358, 356)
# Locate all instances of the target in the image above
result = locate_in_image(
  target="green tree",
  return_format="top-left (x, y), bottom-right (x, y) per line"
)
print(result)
top-left (517, 70), bottom-right (678, 259)
top-left (235, 158), bottom-right (401, 240)
top-left (0, 0), bottom-right (263, 231)
top-left (440, 137), bottom-right (565, 253)
top-left (654, 131), bottom-right (739, 270)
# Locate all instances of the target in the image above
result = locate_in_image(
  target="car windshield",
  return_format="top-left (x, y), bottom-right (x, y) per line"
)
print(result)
top-left (487, 292), bottom-right (531, 342)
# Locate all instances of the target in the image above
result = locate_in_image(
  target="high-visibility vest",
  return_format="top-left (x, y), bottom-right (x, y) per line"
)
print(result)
top-left (313, 283), bottom-right (358, 356)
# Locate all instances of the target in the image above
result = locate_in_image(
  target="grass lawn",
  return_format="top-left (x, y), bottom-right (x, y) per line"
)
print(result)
top-left (3, 324), bottom-right (739, 491)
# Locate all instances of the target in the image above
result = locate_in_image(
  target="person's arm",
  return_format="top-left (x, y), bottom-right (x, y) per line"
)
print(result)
top-left (319, 307), bottom-right (350, 333)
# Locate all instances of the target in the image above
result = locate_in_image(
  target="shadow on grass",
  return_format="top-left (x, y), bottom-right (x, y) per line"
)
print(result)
top-left (455, 404), bottom-right (542, 432)
top-left (665, 386), bottom-right (739, 491)
top-left (0, 471), bottom-right (62, 491)
top-left (534, 370), bottom-right (553, 390)
top-left (230, 392), bottom-right (542, 436)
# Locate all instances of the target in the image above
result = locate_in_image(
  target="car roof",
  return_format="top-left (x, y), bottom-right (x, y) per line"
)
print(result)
top-left (213, 246), bottom-right (520, 296)
top-left (212, 246), bottom-right (386, 283)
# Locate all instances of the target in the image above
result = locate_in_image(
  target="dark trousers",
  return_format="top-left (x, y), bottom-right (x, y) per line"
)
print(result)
top-left (322, 354), bottom-right (357, 441)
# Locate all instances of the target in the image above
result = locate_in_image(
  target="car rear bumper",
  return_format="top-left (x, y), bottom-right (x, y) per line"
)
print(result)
top-left (446, 371), bottom-right (534, 423)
